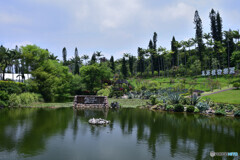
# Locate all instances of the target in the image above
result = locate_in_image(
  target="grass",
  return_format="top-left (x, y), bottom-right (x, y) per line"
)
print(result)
top-left (108, 98), bottom-right (147, 108)
top-left (201, 89), bottom-right (240, 104)
top-left (30, 98), bottom-right (147, 108)
top-left (128, 76), bottom-right (237, 92)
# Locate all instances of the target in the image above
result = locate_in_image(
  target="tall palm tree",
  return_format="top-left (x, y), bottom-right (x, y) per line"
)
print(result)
top-left (95, 51), bottom-right (102, 63)
top-left (81, 55), bottom-right (89, 65)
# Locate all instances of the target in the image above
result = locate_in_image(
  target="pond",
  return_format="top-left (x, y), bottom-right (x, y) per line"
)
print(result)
top-left (0, 108), bottom-right (239, 160)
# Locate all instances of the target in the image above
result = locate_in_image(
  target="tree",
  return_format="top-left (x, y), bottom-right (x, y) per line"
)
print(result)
top-left (129, 56), bottom-right (134, 75)
top-left (62, 47), bottom-right (67, 65)
top-left (137, 47), bottom-right (145, 76)
top-left (74, 47), bottom-right (80, 75)
top-left (95, 51), bottom-right (102, 62)
top-left (32, 59), bottom-right (72, 102)
top-left (153, 32), bottom-right (157, 50)
top-left (209, 9), bottom-right (217, 42)
top-left (171, 36), bottom-right (178, 67)
top-left (194, 10), bottom-right (204, 64)
top-left (90, 53), bottom-right (97, 64)
top-left (121, 57), bottom-right (128, 78)
top-left (0, 46), bottom-right (17, 80)
top-left (80, 63), bottom-right (112, 92)
top-left (110, 56), bottom-right (115, 73)
top-left (216, 12), bottom-right (223, 42)
top-left (81, 55), bottom-right (89, 65)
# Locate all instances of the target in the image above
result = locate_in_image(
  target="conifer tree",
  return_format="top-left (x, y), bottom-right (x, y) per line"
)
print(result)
top-left (110, 56), bottom-right (115, 73)
top-left (194, 10), bottom-right (204, 63)
top-left (216, 12), bottom-right (223, 42)
top-left (129, 56), bottom-right (134, 75)
top-left (62, 47), bottom-right (67, 65)
top-left (121, 57), bottom-right (128, 78)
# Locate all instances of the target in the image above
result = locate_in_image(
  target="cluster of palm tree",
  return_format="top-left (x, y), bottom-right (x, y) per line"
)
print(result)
top-left (0, 45), bottom-right (24, 81)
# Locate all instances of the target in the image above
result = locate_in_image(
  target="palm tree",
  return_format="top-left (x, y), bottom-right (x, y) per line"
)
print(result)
top-left (95, 51), bottom-right (102, 63)
top-left (185, 39), bottom-right (194, 65)
top-left (0, 46), bottom-right (12, 80)
top-left (81, 55), bottom-right (89, 65)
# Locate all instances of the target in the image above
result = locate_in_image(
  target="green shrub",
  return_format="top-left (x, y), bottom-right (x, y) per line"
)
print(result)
top-left (215, 109), bottom-right (226, 116)
top-left (190, 94), bottom-right (200, 105)
top-left (187, 106), bottom-right (195, 113)
top-left (225, 104), bottom-right (234, 111)
top-left (0, 100), bottom-right (7, 107)
top-left (97, 88), bottom-right (111, 97)
top-left (166, 105), bottom-right (174, 111)
top-left (168, 94), bottom-right (182, 104)
top-left (150, 95), bottom-right (158, 105)
top-left (8, 92), bottom-right (42, 107)
top-left (196, 102), bottom-right (209, 112)
top-left (233, 82), bottom-right (240, 89)
top-left (0, 81), bottom-right (25, 94)
top-left (234, 110), bottom-right (240, 117)
top-left (194, 108), bottom-right (200, 113)
top-left (174, 104), bottom-right (184, 112)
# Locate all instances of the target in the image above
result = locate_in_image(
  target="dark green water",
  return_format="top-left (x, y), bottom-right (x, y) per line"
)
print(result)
top-left (0, 108), bottom-right (240, 160)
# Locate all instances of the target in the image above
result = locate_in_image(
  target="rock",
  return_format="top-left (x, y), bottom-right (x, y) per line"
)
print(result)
top-left (88, 118), bottom-right (110, 125)
top-left (111, 102), bottom-right (120, 109)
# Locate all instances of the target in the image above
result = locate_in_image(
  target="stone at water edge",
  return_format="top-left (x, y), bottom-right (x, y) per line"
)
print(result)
top-left (88, 118), bottom-right (110, 125)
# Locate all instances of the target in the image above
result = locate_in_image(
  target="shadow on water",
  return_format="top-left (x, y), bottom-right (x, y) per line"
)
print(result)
top-left (0, 107), bottom-right (240, 159)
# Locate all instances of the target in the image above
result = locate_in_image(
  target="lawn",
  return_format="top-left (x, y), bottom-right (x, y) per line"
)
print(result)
top-left (201, 90), bottom-right (240, 104)
top-left (30, 98), bottom-right (147, 108)
top-left (128, 76), bottom-right (236, 92)
top-left (108, 98), bottom-right (148, 108)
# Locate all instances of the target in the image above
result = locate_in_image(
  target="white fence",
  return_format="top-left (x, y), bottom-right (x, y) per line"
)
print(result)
top-left (0, 73), bottom-right (32, 82)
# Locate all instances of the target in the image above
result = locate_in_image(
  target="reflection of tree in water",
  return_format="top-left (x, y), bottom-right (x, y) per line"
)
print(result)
top-left (0, 108), bottom-right (73, 157)
top-left (111, 109), bottom-right (240, 159)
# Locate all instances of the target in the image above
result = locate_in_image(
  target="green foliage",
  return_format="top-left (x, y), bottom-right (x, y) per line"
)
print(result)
top-left (32, 60), bottom-right (72, 102)
top-left (0, 81), bottom-right (25, 94)
top-left (0, 100), bottom-right (7, 107)
top-left (194, 107), bottom-right (200, 113)
top-left (187, 105), bottom-right (195, 113)
top-left (196, 102), bottom-right (210, 112)
top-left (190, 94), bottom-right (200, 105)
top-left (168, 94), bottom-right (182, 104)
top-left (166, 105), bottom-right (174, 111)
top-left (8, 92), bottom-right (42, 107)
top-left (80, 63), bottom-right (112, 93)
top-left (215, 109), bottom-right (226, 116)
top-left (233, 82), bottom-right (240, 89)
top-left (174, 104), bottom-right (184, 112)
top-left (70, 75), bottom-right (84, 95)
top-left (234, 110), bottom-right (240, 117)
top-left (97, 88), bottom-right (111, 97)
top-left (150, 95), bottom-right (158, 105)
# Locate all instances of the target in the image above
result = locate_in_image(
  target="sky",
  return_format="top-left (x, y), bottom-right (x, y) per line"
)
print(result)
top-left (0, 0), bottom-right (240, 60)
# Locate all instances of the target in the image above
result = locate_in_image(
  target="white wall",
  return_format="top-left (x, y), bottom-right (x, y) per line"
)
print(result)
top-left (0, 73), bottom-right (32, 81)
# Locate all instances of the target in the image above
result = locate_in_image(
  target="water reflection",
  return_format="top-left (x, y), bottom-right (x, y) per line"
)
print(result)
top-left (0, 108), bottom-right (239, 160)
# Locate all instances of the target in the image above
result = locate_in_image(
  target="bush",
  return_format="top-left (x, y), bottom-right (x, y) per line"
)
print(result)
top-left (8, 92), bottom-right (42, 107)
top-left (166, 105), bottom-right (174, 111)
top-left (174, 104), bottom-right (184, 112)
top-left (215, 109), bottom-right (226, 116)
top-left (196, 102), bottom-right (210, 112)
top-left (97, 88), bottom-right (111, 97)
top-left (225, 104), bottom-right (234, 111)
top-left (0, 81), bottom-right (25, 94)
top-left (187, 106), bottom-right (195, 113)
top-left (150, 95), bottom-right (158, 105)
top-left (0, 100), bottom-right (7, 107)
top-left (168, 94), bottom-right (182, 104)
top-left (190, 94), bottom-right (200, 105)
top-left (233, 82), bottom-right (240, 89)
top-left (234, 110), bottom-right (240, 117)
top-left (194, 107), bottom-right (200, 113)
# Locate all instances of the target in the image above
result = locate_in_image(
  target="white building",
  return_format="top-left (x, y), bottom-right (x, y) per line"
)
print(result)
top-left (0, 73), bottom-right (32, 82)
